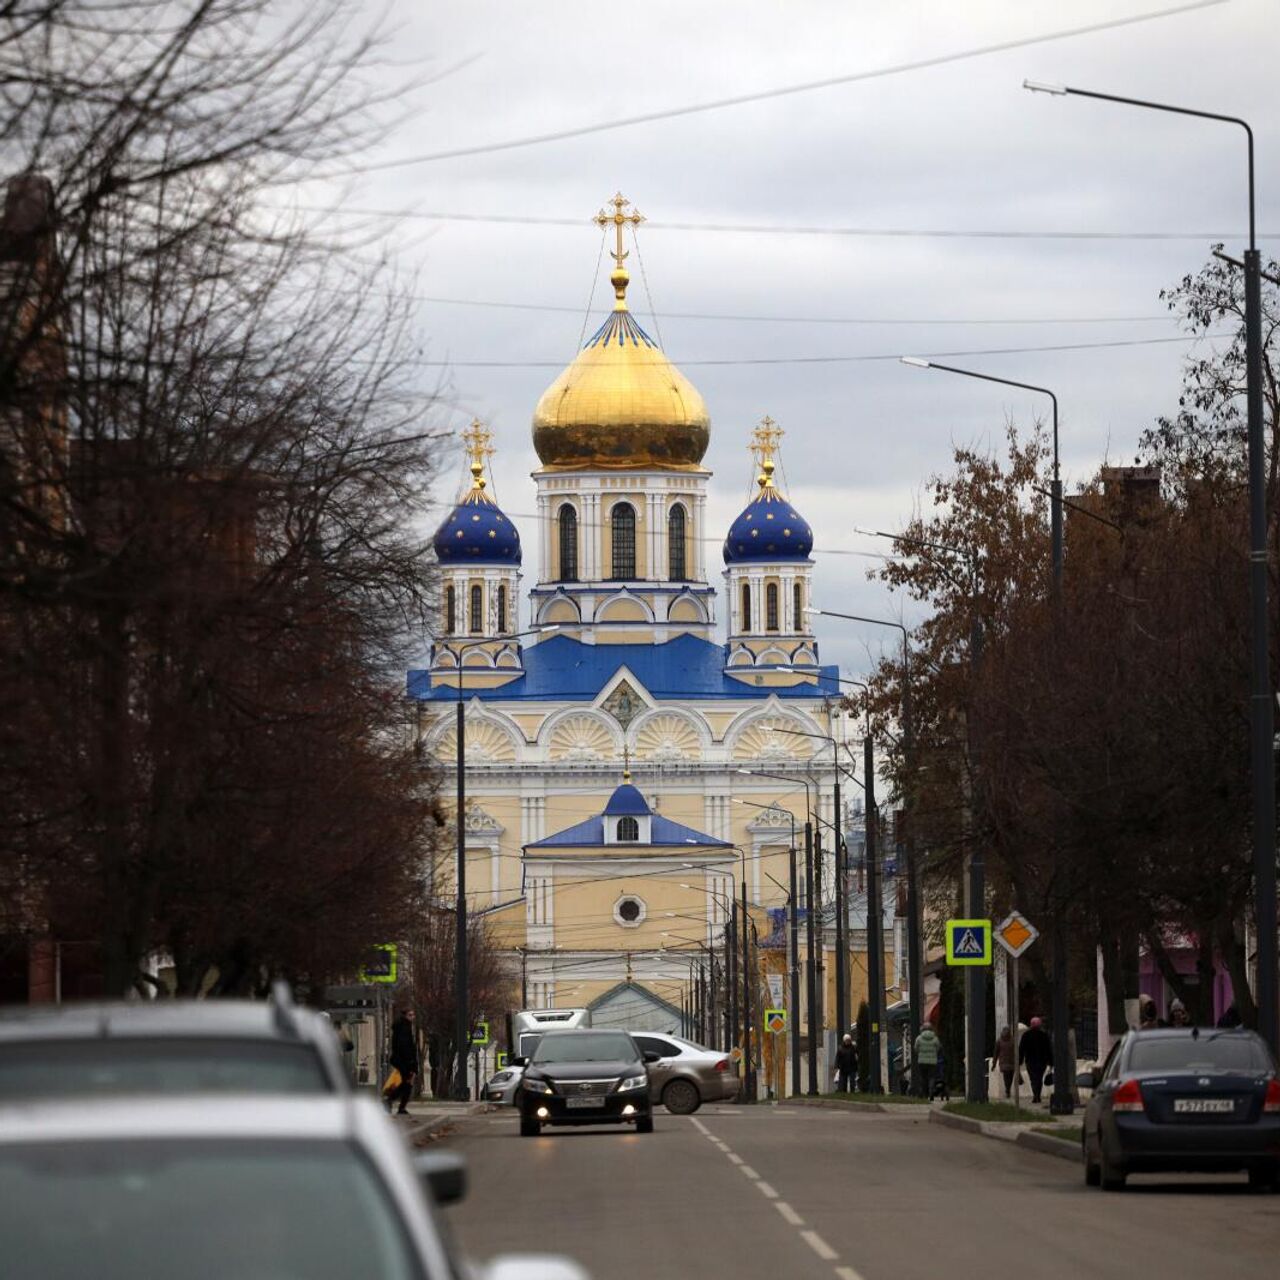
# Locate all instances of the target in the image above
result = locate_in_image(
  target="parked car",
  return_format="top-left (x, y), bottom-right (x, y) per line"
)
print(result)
top-left (1079, 1027), bottom-right (1280, 1191)
top-left (485, 1063), bottom-right (525, 1105)
top-left (0, 1094), bottom-right (586, 1279)
top-left (630, 1032), bottom-right (739, 1114)
top-left (516, 1029), bottom-right (657, 1136)
top-left (0, 984), bottom-right (348, 1098)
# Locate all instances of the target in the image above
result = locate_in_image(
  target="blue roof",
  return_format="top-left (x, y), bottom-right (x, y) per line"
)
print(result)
top-left (433, 488), bottom-right (521, 566)
top-left (723, 484), bottom-right (813, 565)
top-left (408, 633), bottom-right (838, 702)
top-left (528, 813), bottom-right (730, 849)
top-left (603, 783), bottom-right (650, 816)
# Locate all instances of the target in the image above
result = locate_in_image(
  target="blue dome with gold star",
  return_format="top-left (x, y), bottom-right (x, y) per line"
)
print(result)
top-left (723, 460), bottom-right (812, 564)
top-left (433, 422), bottom-right (522, 565)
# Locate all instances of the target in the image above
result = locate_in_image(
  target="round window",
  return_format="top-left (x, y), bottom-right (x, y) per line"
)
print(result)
top-left (613, 895), bottom-right (646, 927)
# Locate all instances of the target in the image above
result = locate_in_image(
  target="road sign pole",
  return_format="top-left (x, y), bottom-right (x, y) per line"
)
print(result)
top-left (1012, 954), bottom-right (1021, 1118)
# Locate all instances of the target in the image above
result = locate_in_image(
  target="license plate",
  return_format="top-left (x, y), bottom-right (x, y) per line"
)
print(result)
top-left (565, 1096), bottom-right (606, 1109)
top-left (1173, 1098), bottom-right (1235, 1114)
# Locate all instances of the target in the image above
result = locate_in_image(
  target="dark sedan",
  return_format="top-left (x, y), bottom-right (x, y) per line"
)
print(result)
top-left (515, 1030), bottom-right (657, 1136)
top-left (1080, 1028), bottom-right (1280, 1190)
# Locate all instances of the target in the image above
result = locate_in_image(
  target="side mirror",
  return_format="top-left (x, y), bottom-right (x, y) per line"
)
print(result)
top-left (642, 1051), bottom-right (661, 1065)
top-left (511, 1056), bottom-right (528, 1068)
top-left (412, 1151), bottom-right (467, 1205)
top-left (485, 1257), bottom-right (590, 1280)
top-left (1075, 1069), bottom-right (1097, 1091)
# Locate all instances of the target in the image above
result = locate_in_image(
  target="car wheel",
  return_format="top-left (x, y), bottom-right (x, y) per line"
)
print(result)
top-left (662, 1078), bottom-right (701, 1115)
top-left (635, 1113), bottom-right (654, 1134)
top-left (519, 1114), bottom-right (541, 1137)
top-left (1248, 1164), bottom-right (1278, 1192)
top-left (1099, 1143), bottom-right (1127, 1192)
top-left (1083, 1131), bottom-right (1101, 1188)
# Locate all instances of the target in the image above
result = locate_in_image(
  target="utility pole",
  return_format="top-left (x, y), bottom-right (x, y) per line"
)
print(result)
top-left (865, 734), bottom-right (884, 1092)
top-left (804, 819), bottom-right (818, 1095)
top-left (813, 826), bottom-right (825, 1076)
top-left (742, 872), bottom-right (755, 1102)
top-left (833, 747), bottom-right (847, 1041)
top-left (789, 841), bottom-right (802, 1097)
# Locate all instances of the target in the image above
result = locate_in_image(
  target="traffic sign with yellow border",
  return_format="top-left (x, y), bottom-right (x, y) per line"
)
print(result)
top-left (764, 1009), bottom-right (787, 1034)
top-left (945, 919), bottom-right (992, 966)
top-left (470, 1020), bottom-right (490, 1046)
top-left (358, 943), bottom-right (398, 985)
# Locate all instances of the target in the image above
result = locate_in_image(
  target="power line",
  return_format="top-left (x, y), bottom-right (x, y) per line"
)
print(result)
top-left (343, 1), bottom-right (1228, 170)
top-left (299, 205), bottom-right (1276, 244)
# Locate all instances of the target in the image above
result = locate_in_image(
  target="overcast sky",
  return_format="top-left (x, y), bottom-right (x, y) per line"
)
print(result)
top-left (325, 0), bottom-right (1278, 677)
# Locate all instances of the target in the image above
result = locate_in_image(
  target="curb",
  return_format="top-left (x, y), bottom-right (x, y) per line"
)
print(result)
top-left (401, 1102), bottom-right (495, 1145)
top-left (777, 1097), bottom-right (934, 1115)
top-left (928, 1108), bottom-right (1078, 1164)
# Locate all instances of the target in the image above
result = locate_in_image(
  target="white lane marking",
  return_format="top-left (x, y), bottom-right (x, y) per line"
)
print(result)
top-left (775, 1201), bottom-right (804, 1226)
top-left (726, 1152), bottom-right (744, 1165)
top-left (801, 1231), bottom-right (838, 1262)
top-left (756, 1181), bottom-right (779, 1199)
top-left (740, 1165), bottom-right (760, 1179)
top-left (689, 1118), bottom-right (710, 1135)
top-left (835, 1267), bottom-right (867, 1280)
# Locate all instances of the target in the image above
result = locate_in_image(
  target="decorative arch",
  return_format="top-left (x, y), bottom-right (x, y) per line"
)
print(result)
top-left (667, 592), bottom-right (708, 624)
top-left (756, 646), bottom-right (790, 665)
top-left (540, 708), bottom-right (621, 762)
top-left (596, 594), bottom-right (654, 625)
top-left (538, 593), bottom-right (582, 626)
top-left (725, 700), bottom-right (821, 763)
top-left (629, 706), bottom-right (710, 763)
top-left (427, 709), bottom-right (520, 764)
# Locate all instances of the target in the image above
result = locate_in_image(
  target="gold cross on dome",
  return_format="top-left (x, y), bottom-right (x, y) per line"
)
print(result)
top-left (749, 415), bottom-right (784, 489)
top-left (461, 419), bottom-right (494, 490)
top-left (594, 192), bottom-right (645, 271)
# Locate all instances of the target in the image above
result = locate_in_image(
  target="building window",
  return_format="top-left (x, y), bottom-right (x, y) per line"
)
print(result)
top-left (469, 583), bottom-right (483, 634)
top-left (496, 584), bottom-right (507, 633)
top-left (613, 894), bottom-right (646, 927)
top-left (445, 584), bottom-right (456, 633)
top-left (616, 816), bottom-right (639, 842)
top-left (558, 506), bottom-right (578, 582)
top-left (766, 582), bottom-right (779, 631)
top-left (794, 581), bottom-right (803, 629)
top-left (668, 503), bottom-right (687, 580)
top-left (610, 502), bottom-right (636, 580)
top-left (740, 582), bottom-right (751, 631)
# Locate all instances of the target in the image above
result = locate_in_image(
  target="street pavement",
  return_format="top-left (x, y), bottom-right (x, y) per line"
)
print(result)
top-left (438, 1102), bottom-right (1280, 1280)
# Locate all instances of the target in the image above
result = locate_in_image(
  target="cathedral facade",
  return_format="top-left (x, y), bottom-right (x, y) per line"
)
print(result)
top-left (409, 197), bottom-right (850, 1033)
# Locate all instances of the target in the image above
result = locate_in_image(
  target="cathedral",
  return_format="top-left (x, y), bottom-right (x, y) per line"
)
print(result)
top-left (408, 195), bottom-right (854, 1038)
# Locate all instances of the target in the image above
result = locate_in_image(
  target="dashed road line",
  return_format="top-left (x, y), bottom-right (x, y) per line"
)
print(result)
top-left (689, 1118), bottom-right (710, 1136)
top-left (739, 1165), bottom-right (760, 1179)
top-left (726, 1152), bottom-right (744, 1165)
top-left (801, 1231), bottom-right (838, 1262)
top-left (835, 1267), bottom-right (867, 1280)
top-left (756, 1181), bottom-right (779, 1199)
top-left (775, 1200), bottom-right (804, 1226)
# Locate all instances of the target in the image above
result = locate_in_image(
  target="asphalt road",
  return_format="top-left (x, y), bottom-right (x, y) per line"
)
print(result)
top-left (440, 1103), bottom-right (1280, 1280)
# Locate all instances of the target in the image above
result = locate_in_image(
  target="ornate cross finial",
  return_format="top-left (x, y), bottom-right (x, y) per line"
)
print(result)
top-left (622, 744), bottom-right (632, 782)
top-left (749, 415), bottom-right (784, 490)
top-left (461, 419), bottom-right (494, 491)
top-left (594, 192), bottom-right (645, 306)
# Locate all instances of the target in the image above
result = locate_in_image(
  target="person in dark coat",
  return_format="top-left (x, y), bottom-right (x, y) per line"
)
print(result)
top-left (386, 1007), bottom-right (418, 1115)
top-left (834, 1034), bottom-right (859, 1094)
top-left (1018, 1016), bottom-right (1053, 1104)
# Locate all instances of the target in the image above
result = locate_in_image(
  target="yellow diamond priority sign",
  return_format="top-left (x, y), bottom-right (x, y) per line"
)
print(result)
top-left (995, 911), bottom-right (1038, 959)
top-left (764, 1009), bottom-right (787, 1034)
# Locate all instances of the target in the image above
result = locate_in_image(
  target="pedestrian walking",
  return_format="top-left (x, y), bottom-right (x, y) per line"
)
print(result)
top-left (994, 1025), bottom-right (1016, 1098)
top-left (1168, 998), bottom-right (1191, 1027)
top-left (834, 1034), bottom-right (858, 1094)
top-left (386, 1006), bottom-right (418, 1115)
top-left (1017, 1016), bottom-right (1052, 1104)
top-left (913, 1024), bottom-right (941, 1098)
top-left (1217, 1002), bottom-right (1242, 1029)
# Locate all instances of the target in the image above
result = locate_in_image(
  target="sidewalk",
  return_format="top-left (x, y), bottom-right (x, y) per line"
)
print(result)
top-left (929, 1104), bottom-right (1080, 1163)
top-left (390, 1099), bottom-right (494, 1144)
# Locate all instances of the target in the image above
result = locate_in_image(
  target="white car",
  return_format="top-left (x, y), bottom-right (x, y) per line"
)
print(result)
top-left (0, 1094), bottom-right (585, 1280)
top-left (486, 1062), bottom-right (525, 1105)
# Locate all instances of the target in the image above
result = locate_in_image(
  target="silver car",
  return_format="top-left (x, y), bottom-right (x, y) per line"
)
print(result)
top-left (0, 1094), bottom-right (585, 1280)
top-left (632, 1032), bottom-right (741, 1114)
top-left (485, 1062), bottom-right (524, 1105)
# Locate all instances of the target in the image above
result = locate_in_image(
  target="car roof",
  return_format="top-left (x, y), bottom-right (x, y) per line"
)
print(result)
top-left (1127, 1027), bottom-right (1264, 1041)
top-left (0, 999), bottom-right (324, 1044)
top-left (0, 1094), bottom-right (383, 1146)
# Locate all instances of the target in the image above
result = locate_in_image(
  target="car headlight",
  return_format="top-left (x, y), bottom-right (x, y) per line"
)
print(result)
top-left (522, 1076), bottom-right (553, 1095)
top-left (489, 1071), bottom-right (513, 1084)
top-left (618, 1074), bottom-right (648, 1092)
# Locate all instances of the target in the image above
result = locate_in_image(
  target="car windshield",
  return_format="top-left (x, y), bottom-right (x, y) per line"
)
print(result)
top-left (1128, 1035), bottom-right (1273, 1073)
top-left (532, 1032), bottom-right (636, 1064)
top-left (0, 1040), bottom-right (329, 1099)
top-left (0, 1139), bottom-right (421, 1280)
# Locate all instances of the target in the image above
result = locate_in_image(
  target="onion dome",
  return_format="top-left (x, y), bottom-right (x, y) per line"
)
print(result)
top-left (604, 781), bottom-right (650, 817)
top-left (532, 194), bottom-right (709, 471)
top-left (432, 422), bottom-right (522, 565)
top-left (723, 423), bottom-right (813, 564)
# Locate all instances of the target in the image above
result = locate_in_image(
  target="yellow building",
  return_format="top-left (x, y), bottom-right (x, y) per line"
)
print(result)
top-left (409, 195), bottom-right (855, 1034)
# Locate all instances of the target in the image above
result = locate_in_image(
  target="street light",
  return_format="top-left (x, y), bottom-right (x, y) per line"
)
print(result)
top-left (805, 608), bottom-right (923, 1081)
top-left (738, 767), bottom-right (821, 1095)
top-left (441, 624), bottom-right (558, 1100)
top-left (1024, 76), bottom-right (1278, 1068)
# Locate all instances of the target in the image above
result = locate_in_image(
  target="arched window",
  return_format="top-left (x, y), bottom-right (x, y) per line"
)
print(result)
top-left (740, 582), bottom-right (751, 631)
top-left (496, 584), bottom-right (507, 633)
top-left (558, 506), bottom-right (578, 582)
top-left (617, 816), bottom-right (639, 842)
top-left (445, 584), bottom-right (456, 633)
top-left (766, 582), bottom-right (779, 631)
top-left (469, 583), bottom-right (483, 634)
top-left (668, 503), bottom-right (687, 581)
top-left (794, 581), bottom-right (803, 630)
top-left (610, 502), bottom-right (636, 580)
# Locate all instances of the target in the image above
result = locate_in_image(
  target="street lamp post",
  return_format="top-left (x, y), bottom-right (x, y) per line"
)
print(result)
top-left (806, 610), bottom-right (922, 1072)
top-left (1024, 77), bottom-right (1278, 1063)
top-left (439, 625), bottom-right (555, 1100)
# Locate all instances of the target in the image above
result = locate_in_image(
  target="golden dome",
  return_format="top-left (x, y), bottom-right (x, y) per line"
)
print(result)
top-left (532, 195), bottom-right (709, 471)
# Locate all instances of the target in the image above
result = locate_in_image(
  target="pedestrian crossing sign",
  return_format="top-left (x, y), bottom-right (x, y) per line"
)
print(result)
top-left (945, 919), bottom-right (992, 966)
